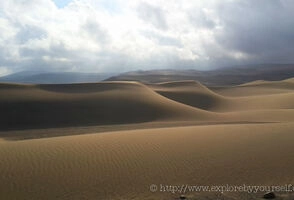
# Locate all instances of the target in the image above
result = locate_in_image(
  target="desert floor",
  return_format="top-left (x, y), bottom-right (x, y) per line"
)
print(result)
top-left (0, 78), bottom-right (294, 200)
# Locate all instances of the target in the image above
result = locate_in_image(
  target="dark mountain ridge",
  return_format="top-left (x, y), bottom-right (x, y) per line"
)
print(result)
top-left (106, 64), bottom-right (294, 86)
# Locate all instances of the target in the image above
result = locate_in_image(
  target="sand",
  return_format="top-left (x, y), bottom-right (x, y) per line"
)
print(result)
top-left (0, 78), bottom-right (294, 199)
top-left (1, 123), bottom-right (294, 200)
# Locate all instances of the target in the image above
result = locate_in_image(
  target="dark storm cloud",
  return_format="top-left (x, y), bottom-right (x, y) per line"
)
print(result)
top-left (214, 0), bottom-right (294, 63)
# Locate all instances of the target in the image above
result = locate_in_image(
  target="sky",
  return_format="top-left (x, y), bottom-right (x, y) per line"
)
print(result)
top-left (0, 0), bottom-right (294, 76)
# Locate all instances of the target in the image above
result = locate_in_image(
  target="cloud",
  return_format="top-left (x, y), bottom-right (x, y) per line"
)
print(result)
top-left (136, 2), bottom-right (168, 30)
top-left (0, 0), bottom-right (294, 76)
top-left (188, 8), bottom-right (216, 29)
top-left (213, 0), bottom-right (294, 63)
top-left (140, 31), bottom-right (182, 47)
top-left (82, 19), bottom-right (109, 45)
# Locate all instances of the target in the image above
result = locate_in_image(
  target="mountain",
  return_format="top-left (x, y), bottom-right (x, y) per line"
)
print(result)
top-left (105, 64), bottom-right (294, 86)
top-left (0, 71), bottom-right (115, 84)
top-left (2, 64), bottom-right (294, 85)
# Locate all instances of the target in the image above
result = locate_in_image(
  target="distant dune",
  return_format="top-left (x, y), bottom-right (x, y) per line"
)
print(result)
top-left (149, 80), bottom-right (294, 112)
top-left (210, 77), bottom-right (294, 96)
top-left (0, 77), bottom-right (294, 200)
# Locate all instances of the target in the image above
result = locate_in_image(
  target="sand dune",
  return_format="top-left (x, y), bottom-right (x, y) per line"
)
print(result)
top-left (150, 80), bottom-right (227, 111)
top-left (150, 80), bottom-right (294, 113)
top-left (1, 79), bottom-right (293, 131)
top-left (240, 78), bottom-right (294, 88)
top-left (210, 78), bottom-right (294, 97)
top-left (284, 77), bottom-right (294, 83)
top-left (1, 123), bottom-right (294, 200)
top-left (0, 78), bottom-right (294, 200)
top-left (0, 81), bottom-right (214, 130)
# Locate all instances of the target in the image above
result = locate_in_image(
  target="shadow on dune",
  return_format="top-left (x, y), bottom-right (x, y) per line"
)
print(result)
top-left (151, 81), bottom-right (227, 111)
top-left (0, 81), bottom-right (212, 131)
top-left (37, 82), bottom-right (142, 94)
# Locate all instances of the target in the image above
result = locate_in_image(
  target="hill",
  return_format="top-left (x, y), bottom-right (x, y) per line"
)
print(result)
top-left (106, 64), bottom-right (294, 86)
top-left (0, 71), bottom-right (115, 84)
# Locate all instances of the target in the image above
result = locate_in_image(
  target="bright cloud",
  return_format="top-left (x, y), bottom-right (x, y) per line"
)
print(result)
top-left (0, 0), bottom-right (294, 76)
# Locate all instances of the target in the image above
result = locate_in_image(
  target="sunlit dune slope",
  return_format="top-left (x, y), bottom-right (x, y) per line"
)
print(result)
top-left (240, 78), bottom-right (294, 87)
top-left (0, 82), bottom-right (214, 130)
top-left (0, 123), bottom-right (294, 200)
top-left (284, 77), bottom-right (294, 83)
top-left (210, 78), bottom-right (294, 97)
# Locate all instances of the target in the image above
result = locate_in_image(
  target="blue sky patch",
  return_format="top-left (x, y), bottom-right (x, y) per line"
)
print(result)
top-left (53, 0), bottom-right (72, 8)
